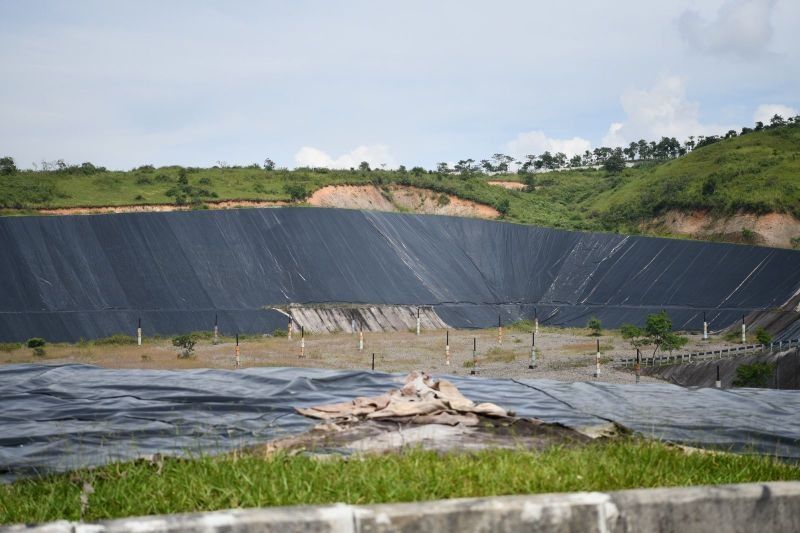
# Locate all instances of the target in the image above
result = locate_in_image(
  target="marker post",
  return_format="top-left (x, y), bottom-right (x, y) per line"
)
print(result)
top-left (534, 307), bottom-right (539, 335)
top-left (741, 315), bottom-right (746, 344)
top-left (213, 314), bottom-right (219, 345)
top-left (498, 313), bottom-right (503, 345)
top-left (635, 349), bottom-right (641, 384)
top-left (416, 308), bottom-right (421, 336)
top-left (235, 333), bottom-right (240, 369)
top-left (594, 338), bottom-right (601, 378)
top-left (445, 330), bottom-right (450, 366)
top-left (702, 311), bottom-right (708, 341)
top-left (359, 323), bottom-right (364, 352)
top-left (715, 365), bottom-right (721, 388)
top-left (528, 330), bottom-right (537, 369)
top-left (300, 326), bottom-right (305, 358)
top-left (137, 317), bottom-right (142, 347)
top-left (470, 337), bottom-right (478, 376)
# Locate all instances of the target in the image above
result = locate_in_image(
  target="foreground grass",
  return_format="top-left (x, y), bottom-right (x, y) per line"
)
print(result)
top-left (2, 439), bottom-right (798, 524)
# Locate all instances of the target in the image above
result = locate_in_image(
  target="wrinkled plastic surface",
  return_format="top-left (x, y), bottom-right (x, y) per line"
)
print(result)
top-left (2, 364), bottom-right (799, 482)
top-left (1, 208), bottom-right (799, 342)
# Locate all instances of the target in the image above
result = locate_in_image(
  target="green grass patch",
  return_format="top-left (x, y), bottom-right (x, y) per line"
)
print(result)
top-left (2, 439), bottom-right (798, 524)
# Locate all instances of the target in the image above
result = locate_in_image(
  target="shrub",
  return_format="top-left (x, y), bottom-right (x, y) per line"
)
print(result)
top-left (32, 347), bottom-right (46, 357)
top-left (272, 328), bottom-right (288, 337)
top-left (755, 327), bottom-right (772, 345)
top-left (284, 183), bottom-right (308, 202)
top-left (495, 198), bottom-right (510, 216)
top-left (732, 362), bottom-right (774, 388)
top-left (172, 334), bottom-right (198, 358)
top-left (437, 194), bottom-right (450, 207)
top-left (26, 337), bottom-right (46, 348)
top-left (0, 342), bottom-right (21, 353)
top-left (587, 317), bottom-right (602, 336)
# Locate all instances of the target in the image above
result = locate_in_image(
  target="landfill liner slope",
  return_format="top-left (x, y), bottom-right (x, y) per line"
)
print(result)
top-left (1, 207), bottom-right (799, 342)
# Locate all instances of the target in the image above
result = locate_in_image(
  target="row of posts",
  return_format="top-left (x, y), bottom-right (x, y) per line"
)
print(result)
top-left (130, 308), bottom-right (746, 374)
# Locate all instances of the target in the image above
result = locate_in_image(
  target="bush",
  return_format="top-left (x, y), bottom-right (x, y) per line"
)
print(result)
top-left (26, 337), bottom-right (46, 348)
top-left (0, 342), bottom-right (21, 353)
top-left (732, 362), bottom-right (774, 388)
top-left (172, 334), bottom-right (198, 358)
top-left (495, 198), bottom-right (510, 216)
top-left (755, 327), bottom-right (772, 345)
top-left (284, 183), bottom-right (308, 202)
top-left (587, 317), bottom-right (602, 336)
top-left (32, 347), bottom-right (46, 357)
top-left (272, 328), bottom-right (288, 337)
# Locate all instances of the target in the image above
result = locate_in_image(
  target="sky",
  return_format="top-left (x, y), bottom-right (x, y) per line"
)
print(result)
top-left (0, 0), bottom-right (798, 170)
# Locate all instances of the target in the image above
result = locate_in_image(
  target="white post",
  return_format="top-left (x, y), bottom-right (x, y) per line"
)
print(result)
top-left (359, 329), bottom-right (364, 352)
top-left (528, 331), bottom-right (536, 369)
top-left (235, 334), bottom-right (240, 369)
top-left (470, 337), bottom-right (477, 375)
top-left (741, 317), bottom-right (746, 344)
top-left (445, 330), bottom-right (450, 366)
top-left (534, 317), bottom-right (539, 335)
top-left (594, 338), bottom-right (601, 378)
top-left (416, 308), bottom-right (421, 336)
top-left (137, 317), bottom-right (142, 347)
top-left (213, 314), bottom-right (219, 345)
top-left (287, 321), bottom-right (292, 341)
top-left (300, 327), bottom-right (305, 358)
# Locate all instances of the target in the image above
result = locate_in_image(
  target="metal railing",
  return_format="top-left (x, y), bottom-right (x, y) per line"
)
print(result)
top-left (614, 338), bottom-right (800, 368)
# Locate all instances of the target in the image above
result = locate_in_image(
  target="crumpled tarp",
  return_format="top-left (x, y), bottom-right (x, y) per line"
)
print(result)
top-left (296, 371), bottom-right (508, 426)
top-left (2, 364), bottom-right (799, 483)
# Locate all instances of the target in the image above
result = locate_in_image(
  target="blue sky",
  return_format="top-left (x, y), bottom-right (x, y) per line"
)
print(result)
top-left (1, 0), bottom-right (798, 170)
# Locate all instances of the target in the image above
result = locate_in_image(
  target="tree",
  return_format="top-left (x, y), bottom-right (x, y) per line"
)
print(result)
top-left (172, 334), bottom-right (198, 358)
top-left (26, 337), bottom-right (46, 357)
top-left (603, 151), bottom-right (626, 173)
top-left (587, 317), bottom-right (602, 336)
top-left (621, 311), bottom-right (687, 357)
top-left (358, 161), bottom-right (371, 172)
top-left (263, 158), bottom-right (275, 171)
top-left (0, 156), bottom-right (17, 175)
top-left (455, 159), bottom-right (480, 175)
top-left (769, 114), bottom-right (786, 128)
top-left (436, 162), bottom-right (451, 174)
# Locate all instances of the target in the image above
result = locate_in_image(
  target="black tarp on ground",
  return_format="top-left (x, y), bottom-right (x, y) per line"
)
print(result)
top-left (2, 364), bottom-right (799, 482)
top-left (1, 207), bottom-right (799, 342)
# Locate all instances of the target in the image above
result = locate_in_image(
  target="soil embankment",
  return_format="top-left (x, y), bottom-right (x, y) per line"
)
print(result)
top-left (37, 199), bottom-right (287, 216)
top-left (307, 184), bottom-right (500, 218)
top-left (646, 209), bottom-right (800, 249)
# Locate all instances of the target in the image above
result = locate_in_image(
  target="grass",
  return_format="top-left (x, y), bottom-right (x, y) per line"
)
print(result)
top-left (2, 125), bottom-right (798, 245)
top-left (2, 439), bottom-right (798, 524)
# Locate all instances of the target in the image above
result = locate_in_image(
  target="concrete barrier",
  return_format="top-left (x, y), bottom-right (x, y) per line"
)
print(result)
top-left (4, 482), bottom-right (799, 532)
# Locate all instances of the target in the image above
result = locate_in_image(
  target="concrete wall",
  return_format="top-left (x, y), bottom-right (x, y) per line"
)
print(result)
top-left (4, 481), bottom-right (799, 532)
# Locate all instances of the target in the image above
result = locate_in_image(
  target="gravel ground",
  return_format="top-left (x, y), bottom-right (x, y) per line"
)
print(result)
top-left (3, 327), bottom-right (742, 385)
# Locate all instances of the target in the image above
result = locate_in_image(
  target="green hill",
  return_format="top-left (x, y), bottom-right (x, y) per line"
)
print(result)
top-left (1, 124), bottom-right (799, 248)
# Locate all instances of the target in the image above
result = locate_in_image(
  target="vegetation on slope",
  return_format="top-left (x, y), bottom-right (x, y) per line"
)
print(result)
top-left (3, 439), bottom-right (799, 524)
top-left (1, 120), bottom-right (798, 245)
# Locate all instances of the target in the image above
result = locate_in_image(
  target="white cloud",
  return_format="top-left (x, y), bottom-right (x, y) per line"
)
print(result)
top-left (753, 103), bottom-right (798, 124)
top-left (677, 0), bottom-right (776, 59)
top-left (504, 131), bottom-right (591, 158)
top-left (602, 76), bottom-right (730, 146)
top-left (294, 144), bottom-right (397, 169)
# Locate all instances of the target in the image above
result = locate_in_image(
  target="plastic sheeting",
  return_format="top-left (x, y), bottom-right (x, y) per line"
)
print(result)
top-left (1, 208), bottom-right (800, 342)
top-left (2, 364), bottom-right (799, 482)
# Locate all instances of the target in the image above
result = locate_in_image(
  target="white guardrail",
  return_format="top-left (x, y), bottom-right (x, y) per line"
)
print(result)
top-left (614, 338), bottom-right (800, 368)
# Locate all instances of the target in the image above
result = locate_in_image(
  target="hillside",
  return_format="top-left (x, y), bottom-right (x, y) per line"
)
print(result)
top-left (1, 125), bottom-right (799, 248)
